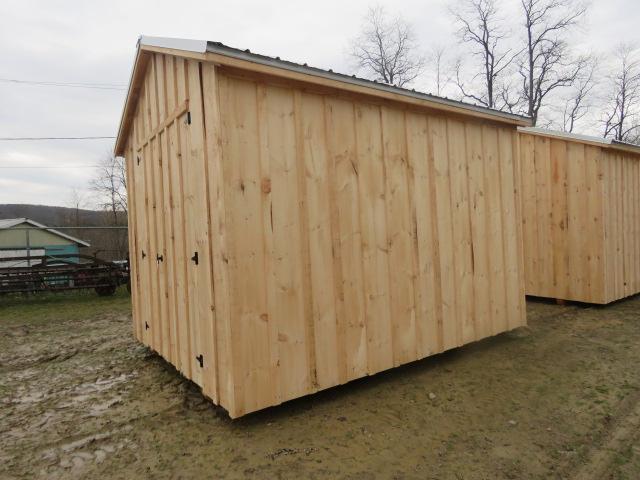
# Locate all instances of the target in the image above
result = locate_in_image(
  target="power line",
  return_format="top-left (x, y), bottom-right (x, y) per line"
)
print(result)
top-left (0, 136), bottom-right (115, 141)
top-left (0, 78), bottom-right (127, 91)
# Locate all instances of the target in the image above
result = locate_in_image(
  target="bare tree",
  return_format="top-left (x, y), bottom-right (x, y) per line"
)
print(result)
top-left (90, 152), bottom-right (127, 226)
top-left (561, 56), bottom-right (597, 132)
top-left (65, 187), bottom-right (87, 226)
top-left (451, 0), bottom-right (518, 109)
top-left (429, 46), bottom-right (452, 96)
top-left (517, 0), bottom-right (587, 125)
top-left (350, 6), bottom-right (424, 87)
top-left (603, 44), bottom-right (640, 143)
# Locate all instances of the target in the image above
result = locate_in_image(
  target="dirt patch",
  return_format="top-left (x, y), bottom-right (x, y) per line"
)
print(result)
top-left (1, 291), bottom-right (639, 479)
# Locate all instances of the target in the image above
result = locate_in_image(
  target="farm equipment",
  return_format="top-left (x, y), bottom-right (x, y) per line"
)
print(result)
top-left (0, 254), bottom-right (129, 296)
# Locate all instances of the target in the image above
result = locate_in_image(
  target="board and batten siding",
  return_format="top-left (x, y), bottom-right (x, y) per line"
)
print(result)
top-left (519, 129), bottom-right (640, 304)
top-left (121, 50), bottom-right (527, 418)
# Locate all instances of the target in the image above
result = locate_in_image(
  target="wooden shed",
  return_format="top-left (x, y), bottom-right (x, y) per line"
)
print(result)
top-left (519, 127), bottom-right (640, 304)
top-left (115, 36), bottom-right (530, 418)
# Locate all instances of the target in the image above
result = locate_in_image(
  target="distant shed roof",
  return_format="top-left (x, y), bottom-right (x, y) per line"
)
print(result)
top-left (0, 218), bottom-right (90, 247)
top-left (115, 35), bottom-right (532, 155)
top-left (519, 127), bottom-right (640, 155)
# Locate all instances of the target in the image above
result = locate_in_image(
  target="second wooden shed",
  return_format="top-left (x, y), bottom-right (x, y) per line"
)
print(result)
top-left (519, 127), bottom-right (640, 304)
top-left (115, 36), bottom-right (529, 418)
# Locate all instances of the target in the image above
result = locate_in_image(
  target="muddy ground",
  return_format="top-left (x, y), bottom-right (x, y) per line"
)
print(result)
top-left (1, 290), bottom-right (639, 479)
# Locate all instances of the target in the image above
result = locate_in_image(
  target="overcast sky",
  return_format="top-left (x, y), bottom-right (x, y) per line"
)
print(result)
top-left (0, 0), bottom-right (638, 208)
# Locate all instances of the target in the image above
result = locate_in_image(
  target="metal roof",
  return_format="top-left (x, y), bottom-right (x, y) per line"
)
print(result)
top-left (0, 218), bottom-right (91, 247)
top-left (138, 35), bottom-right (531, 122)
top-left (519, 127), bottom-right (640, 154)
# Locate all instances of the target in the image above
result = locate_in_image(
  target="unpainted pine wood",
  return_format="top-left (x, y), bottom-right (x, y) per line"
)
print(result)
top-left (298, 91), bottom-right (341, 389)
top-left (158, 127), bottom-right (177, 362)
top-left (263, 84), bottom-right (311, 402)
top-left (465, 122), bottom-right (492, 340)
top-left (429, 116), bottom-right (458, 350)
top-left (322, 97), bottom-right (348, 384)
top-left (150, 55), bottom-right (171, 361)
top-left (630, 156), bottom-right (640, 293)
top-left (534, 136), bottom-right (553, 296)
top-left (618, 154), bottom-right (626, 298)
top-left (167, 117), bottom-right (191, 378)
top-left (147, 135), bottom-right (162, 353)
top-left (499, 129), bottom-right (525, 328)
top-left (447, 119), bottom-right (474, 345)
top-left (185, 60), bottom-right (217, 398)
top-left (577, 144), bottom-right (592, 301)
top-left (293, 90), bottom-right (318, 394)
top-left (125, 141), bottom-right (142, 341)
top-left (324, 97), bottom-right (367, 382)
top-left (142, 138), bottom-right (161, 352)
top-left (220, 76), bottom-right (274, 416)
top-left (177, 76), bottom-right (202, 387)
top-left (354, 102), bottom-right (394, 373)
top-left (153, 132), bottom-right (171, 360)
top-left (128, 64), bottom-right (529, 417)
top-left (624, 155), bottom-right (633, 297)
top-left (137, 85), bottom-right (154, 347)
top-left (602, 149), bottom-right (614, 302)
top-left (482, 125), bottom-right (507, 335)
top-left (142, 69), bottom-right (162, 353)
top-left (584, 146), bottom-right (605, 302)
top-left (617, 154), bottom-right (624, 299)
top-left (405, 111), bottom-right (443, 357)
top-left (171, 58), bottom-right (193, 378)
top-left (519, 133), bottom-right (537, 295)
top-left (165, 55), bottom-right (177, 112)
top-left (626, 155), bottom-right (632, 297)
top-left (381, 106), bottom-right (417, 365)
top-left (521, 131), bottom-right (640, 304)
top-left (161, 54), bottom-right (180, 364)
top-left (133, 102), bottom-right (152, 347)
top-left (255, 82), bottom-right (282, 408)
top-left (614, 154), bottom-right (623, 298)
top-left (549, 139), bottom-right (569, 300)
top-left (201, 62), bottom-right (231, 407)
top-left (510, 130), bottom-right (527, 325)
top-left (127, 122), bottom-right (142, 341)
top-left (401, 112), bottom-right (422, 362)
top-left (631, 156), bottom-right (636, 294)
top-left (566, 141), bottom-right (587, 301)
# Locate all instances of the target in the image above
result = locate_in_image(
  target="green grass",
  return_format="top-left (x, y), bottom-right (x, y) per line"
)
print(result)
top-left (0, 287), bottom-right (131, 326)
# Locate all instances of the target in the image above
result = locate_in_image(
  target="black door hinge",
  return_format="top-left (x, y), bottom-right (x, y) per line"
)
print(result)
top-left (137, 156), bottom-right (141, 165)
top-left (187, 111), bottom-right (192, 125)
top-left (145, 321), bottom-right (150, 330)
top-left (156, 254), bottom-right (164, 264)
top-left (191, 251), bottom-right (199, 265)
top-left (141, 250), bottom-right (147, 259)
top-left (196, 354), bottom-right (204, 368)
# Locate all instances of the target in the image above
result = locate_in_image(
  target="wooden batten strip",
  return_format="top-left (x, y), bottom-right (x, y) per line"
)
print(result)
top-left (136, 100), bottom-right (189, 152)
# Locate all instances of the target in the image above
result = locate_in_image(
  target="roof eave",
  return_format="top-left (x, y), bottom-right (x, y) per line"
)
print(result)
top-left (519, 127), bottom-right (640, 155)
top-left (116, 36), bottom-right (532, 155)
top-left (203, 41), bottom-right (531, 126)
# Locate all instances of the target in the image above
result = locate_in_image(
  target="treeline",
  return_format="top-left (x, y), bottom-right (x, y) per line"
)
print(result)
top-left (349, 0), bottom-right (639, 143)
